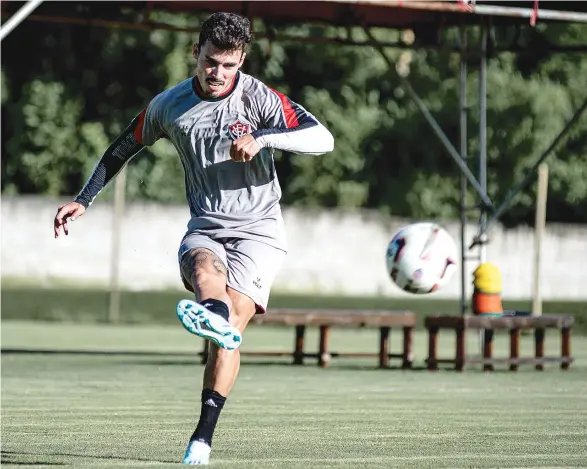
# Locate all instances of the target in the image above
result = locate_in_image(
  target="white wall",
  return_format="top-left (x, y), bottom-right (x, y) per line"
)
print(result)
top-left (2, 196), bottom-right (586, 300)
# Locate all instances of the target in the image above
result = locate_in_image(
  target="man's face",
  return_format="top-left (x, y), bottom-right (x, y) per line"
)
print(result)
top-left (193, 40), bottom-right (245, 97)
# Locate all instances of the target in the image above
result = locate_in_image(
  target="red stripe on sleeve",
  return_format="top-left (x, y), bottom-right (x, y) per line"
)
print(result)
top-left (133, 107), bottom-right (147, 144)
top-left (269, 88), bottom-right (299, 128)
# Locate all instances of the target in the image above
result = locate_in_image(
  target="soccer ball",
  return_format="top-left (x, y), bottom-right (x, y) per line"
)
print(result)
top-left (385, 222), bottom-right (458, 294)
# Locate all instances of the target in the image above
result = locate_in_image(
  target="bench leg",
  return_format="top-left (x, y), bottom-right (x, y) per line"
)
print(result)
top-left (483, 329), bottom-right (494, 372)
top-left (379, 327), bottom-right (390, 368)
top-left (293, 325), bottom-right (306, 365)
top-left (455, 327), bottom-right (465, 372)
top-left (427, 327), bottom-right (438, 371)
top-left (318, 325), bottom-right (331, 368)
top-left (535, 328), bottom-right (545, 371)
top-left (402, 326), bottom-right (413, 369)
top-left (201, 340), bottom-right (209, 365)
top-left (509, 328), bottom-right (520, 372)
top-left (561, 327), bottom-right (571, 370)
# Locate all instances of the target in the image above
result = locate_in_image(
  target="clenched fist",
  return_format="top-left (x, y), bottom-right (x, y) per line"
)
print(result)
top-left (230, 134), bottom-right (261, 162)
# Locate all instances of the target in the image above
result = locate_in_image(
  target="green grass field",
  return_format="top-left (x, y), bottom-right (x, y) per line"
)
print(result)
top-left (2, 320), bottom-right (587, 468)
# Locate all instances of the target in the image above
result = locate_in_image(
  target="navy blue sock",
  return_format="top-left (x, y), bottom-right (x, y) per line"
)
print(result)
top-left (190, 388), bottom-right (227, 446)
top-left (200, 298), bottom-right (230, 321)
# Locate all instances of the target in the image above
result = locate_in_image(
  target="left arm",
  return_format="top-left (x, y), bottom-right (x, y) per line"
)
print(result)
top-left (252, 87), bottom-right (334, 155)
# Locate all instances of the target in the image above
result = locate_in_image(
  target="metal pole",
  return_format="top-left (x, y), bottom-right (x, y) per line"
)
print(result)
top-left (363, 27), bottom-right (494, 212)
top-left (0, 0), bottom-right (44, 42)
top-left (470, 96), bottom-right (587, 248)
top-left (459, 25), bottom-right (468, 316)
top-left (478, 20), bottom-right (489, 357)
top-left (478, 20), bottom-right (488, 264)
top-left (335, 0), bottom-right (587, 23)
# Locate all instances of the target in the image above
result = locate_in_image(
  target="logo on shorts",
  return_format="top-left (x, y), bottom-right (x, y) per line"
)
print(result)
top-left (253, 277), bottom-right (262, 289)
top-left (228, 120), bottom-right (251, 140)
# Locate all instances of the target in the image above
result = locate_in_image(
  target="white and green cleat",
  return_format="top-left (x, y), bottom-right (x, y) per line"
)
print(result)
top-left (176, 299), bottom-right (242, 350)
top-left (182, 440), bottom-right (211, 465)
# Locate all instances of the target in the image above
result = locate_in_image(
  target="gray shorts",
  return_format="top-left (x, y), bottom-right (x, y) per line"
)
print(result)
top-left (178, 233), bottom-right (286, 313)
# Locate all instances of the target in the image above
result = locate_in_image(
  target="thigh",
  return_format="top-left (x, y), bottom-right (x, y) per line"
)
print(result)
top-left (224, 239), bottom-right (286, 313)
top-left (178, 233), bottom-right (228, 293)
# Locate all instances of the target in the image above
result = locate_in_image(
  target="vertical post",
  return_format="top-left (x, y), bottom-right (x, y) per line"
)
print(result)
top-left (478, 20), bottom-right (488, 265)
top-left (108, 166), bottom-right (127, 323)
top-left (293, 325), bottom-right (306, 365)
top-left (402, 326), bottom-right (413, 369)
top-left (478, 20), bottom-right (488, 354)
top-left (318, 325), bottom-right (331, 368)
top-left (561, 327), bottom-right (571, 370)
top-left (459, 25), bottom-right (468, 316)
top-left (535, 328), bottom-right (545, 371)
top-left (509, 328), bottom-right (520, 372)
top-left (483, 329), bottom-right (494, 372)
top-left (532, 164), bottom-right (548, 317)
top-left (427, 326), bottom-right (439, 371)
top-left (456, 325), bottom-right (466, 372)
top-left (379, 327), bottom-right (390, 368)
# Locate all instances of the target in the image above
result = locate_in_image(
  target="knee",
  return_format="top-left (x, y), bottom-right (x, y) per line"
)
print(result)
top-left (194, 268), bottom-right (219, 289)
top-left (228, 295), bottom-right (256, 331)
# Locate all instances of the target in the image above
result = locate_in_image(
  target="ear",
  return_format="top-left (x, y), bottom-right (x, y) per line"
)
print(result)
top-left (238, 52), bottom-right (246, 68)
top-left (192, 43), bottom-right (199, 61)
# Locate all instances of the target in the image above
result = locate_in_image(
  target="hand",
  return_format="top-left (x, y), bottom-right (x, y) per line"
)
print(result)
top-left (230, 134), bottom-right (261, 162)
top-left (54, 202), bottom-right (86, 238)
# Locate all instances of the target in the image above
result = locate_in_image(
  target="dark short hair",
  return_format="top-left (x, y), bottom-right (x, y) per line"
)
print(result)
top-left (198, 12), bottom-right (253, 53)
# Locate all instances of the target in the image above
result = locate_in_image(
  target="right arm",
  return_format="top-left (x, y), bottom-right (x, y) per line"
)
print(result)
top-left (74, 112), bottom-right (146, 208)
top-left (54, 102), bottom-right (161, 238)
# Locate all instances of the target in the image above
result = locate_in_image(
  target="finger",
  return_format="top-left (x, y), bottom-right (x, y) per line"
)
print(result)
top-left (70, 206), bottom-right (84, 221)
top-left (55, 205), bottom-right (71, 222)
top-left (54, 206), bottom-right (74, 237)
top-left (54, 220), bottom-right (66, 238)
top-left (232, 146), bottom-right (244, 162)
top-left (229, 144), bottom-right (239, 161)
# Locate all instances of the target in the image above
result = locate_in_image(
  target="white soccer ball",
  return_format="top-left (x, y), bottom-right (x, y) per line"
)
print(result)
top-left (385, 222), bottom-right (458, 294)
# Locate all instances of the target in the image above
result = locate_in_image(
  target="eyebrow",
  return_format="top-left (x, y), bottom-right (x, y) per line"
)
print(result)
top-left (205, 55), bottom-right (238, 67)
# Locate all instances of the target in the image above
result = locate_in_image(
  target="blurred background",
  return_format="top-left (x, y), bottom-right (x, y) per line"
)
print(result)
top-left (2, 0), bottom-right (586, 324)
top-left (3, 5), bottom-right (587, 467)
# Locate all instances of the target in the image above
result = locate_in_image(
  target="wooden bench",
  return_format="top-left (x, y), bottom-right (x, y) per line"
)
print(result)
top-left (425, 314), bottom-right (574, 371)
top-left (200, 308), bottom-right (417, 368)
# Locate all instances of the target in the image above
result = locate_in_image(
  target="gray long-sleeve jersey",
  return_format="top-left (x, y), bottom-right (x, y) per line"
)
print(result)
top-left (75, 72), bottom-right (334, 251)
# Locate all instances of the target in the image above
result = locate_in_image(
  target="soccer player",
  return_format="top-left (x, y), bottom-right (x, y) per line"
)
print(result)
top-left (53, 12), bottom-right (334, 465)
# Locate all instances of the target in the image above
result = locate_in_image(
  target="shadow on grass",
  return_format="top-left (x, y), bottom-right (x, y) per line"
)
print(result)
top-left (1, 450), bottom-right (175, 465)
top-left (1, 347), bottom-right (433, 371)
top-left (1, 348), bottom-right (196, 357)
top-left (4, 347), bottom-right (561, 373)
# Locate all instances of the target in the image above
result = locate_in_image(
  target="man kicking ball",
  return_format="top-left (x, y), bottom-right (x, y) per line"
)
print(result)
top-left (54, 11), bottom-right (334, 465)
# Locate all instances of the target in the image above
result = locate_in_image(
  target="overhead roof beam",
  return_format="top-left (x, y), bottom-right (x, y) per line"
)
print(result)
top-left (333, 1), bottom-right (587, 23)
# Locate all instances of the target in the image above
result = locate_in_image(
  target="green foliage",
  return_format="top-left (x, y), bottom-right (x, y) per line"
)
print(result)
top-left (1, 12), bottom-right (586, 225)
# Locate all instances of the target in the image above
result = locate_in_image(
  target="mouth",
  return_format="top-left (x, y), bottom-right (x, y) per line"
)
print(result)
top-left (206, 81), bottom-right (224, 91)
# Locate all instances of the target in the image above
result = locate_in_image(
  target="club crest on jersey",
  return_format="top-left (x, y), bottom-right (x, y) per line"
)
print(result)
top-left (227, 120), bottom-right (250, 140)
